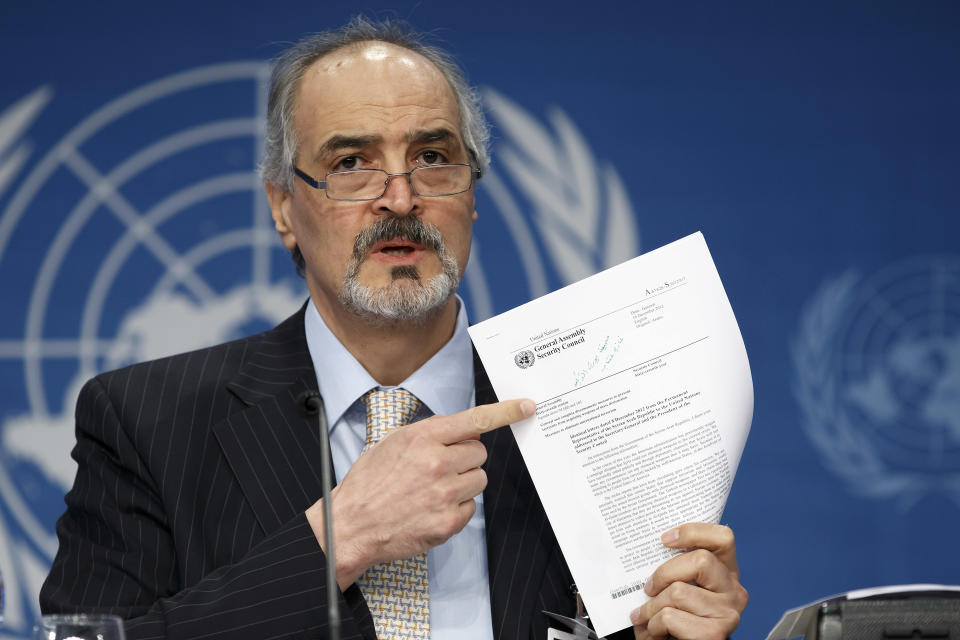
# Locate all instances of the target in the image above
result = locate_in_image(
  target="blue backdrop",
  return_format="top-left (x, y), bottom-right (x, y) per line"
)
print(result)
top-left (1, 2), bottom-right (959, 638)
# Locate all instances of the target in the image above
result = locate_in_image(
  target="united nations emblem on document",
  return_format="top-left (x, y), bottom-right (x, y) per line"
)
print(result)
top-left (515, 349), bottom-right (537, 369)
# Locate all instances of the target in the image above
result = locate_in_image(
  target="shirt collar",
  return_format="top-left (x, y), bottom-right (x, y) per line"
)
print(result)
top-left (304, 296), bottom-right (475, 426)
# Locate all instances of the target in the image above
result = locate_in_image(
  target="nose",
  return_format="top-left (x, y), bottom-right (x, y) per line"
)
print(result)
top-left (374, 171), bottom-right (419, 216)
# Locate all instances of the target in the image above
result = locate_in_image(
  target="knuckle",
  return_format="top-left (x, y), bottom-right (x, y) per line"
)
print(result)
top-left (718, 524), bottom-right (735, 547)
top-left (715, 609), bottom-right (741, 638)
top-left (468, 407), bottom-right (488, 433)
top-left (475, 441), bottom-right (489, 464)
top-left (424, 519), bottom-right (449, 544)
top-left (690, 548), bottom-right (713, 572)
top-left (440, 511), bottom-right (465, 537)
top-left (658, 606), bottom-right (677, 629)
top-left (424, 456), bottom-right (446, 478)
top-left (734, 582), bottom-right (749, 609)
top-left (665, 581), bottom-right (690, 609)
top-left (434, 483), bottom-right (456, 504)
top-left (423, 530), bottom-right (446, 548)
top-left (636, 600), bottom-right (651, 624)
top-left (476, 468), bottom-right (488, 490)
top-left (728, 608), bottom-right (742, 629)
top-left (643, 597), bottom-right (658, 622)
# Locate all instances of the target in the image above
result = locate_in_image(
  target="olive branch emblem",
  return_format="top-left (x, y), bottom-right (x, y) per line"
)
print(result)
top-left (0, 86), bottom-right (51, 204)
top-left (482, 89), bottom-right (640, 293)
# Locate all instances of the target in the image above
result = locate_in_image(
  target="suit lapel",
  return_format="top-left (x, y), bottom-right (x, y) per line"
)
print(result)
top-left (213, 307), bottom-right (326, 533)
top-left (478, 349), bottom-right (566, 640)
top-left (213, 306), bottom-right (378, 640)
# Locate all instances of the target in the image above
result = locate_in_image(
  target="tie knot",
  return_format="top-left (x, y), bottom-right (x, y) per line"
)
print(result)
top-left (362, 388), bottom-right (422, 449)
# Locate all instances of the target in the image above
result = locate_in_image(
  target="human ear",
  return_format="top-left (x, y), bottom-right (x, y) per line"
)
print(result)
top-left (265, 182), bottom-right (298, 250)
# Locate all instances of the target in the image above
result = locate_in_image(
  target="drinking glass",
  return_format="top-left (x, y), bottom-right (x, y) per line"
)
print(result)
top-left (33, 614), bottom-right (126, 640)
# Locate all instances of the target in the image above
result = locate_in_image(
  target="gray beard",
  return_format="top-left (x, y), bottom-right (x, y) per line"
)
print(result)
top-left (337, 217), bottom-right (461, 325)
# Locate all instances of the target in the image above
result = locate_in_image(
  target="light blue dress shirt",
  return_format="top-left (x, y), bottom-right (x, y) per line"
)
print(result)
top-left (304, 298), bottom-right (494, 640)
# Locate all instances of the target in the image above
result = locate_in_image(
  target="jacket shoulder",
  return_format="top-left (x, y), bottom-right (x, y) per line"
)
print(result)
top-left (81, 305), bottom-right (309, 432)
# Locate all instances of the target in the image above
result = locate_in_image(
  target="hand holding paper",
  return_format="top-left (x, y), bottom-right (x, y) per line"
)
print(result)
top-left (469, 232), bottom-right (753, 637)
top-left (632, 522), bottom-right (748, 640)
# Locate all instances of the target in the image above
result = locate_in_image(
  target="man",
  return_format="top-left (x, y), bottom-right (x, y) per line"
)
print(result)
top-left (41, 17), bottom-right (747, 640)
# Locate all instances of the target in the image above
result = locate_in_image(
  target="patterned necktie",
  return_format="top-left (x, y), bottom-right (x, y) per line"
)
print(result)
top-left (356, 388), bottom-right (430, 639)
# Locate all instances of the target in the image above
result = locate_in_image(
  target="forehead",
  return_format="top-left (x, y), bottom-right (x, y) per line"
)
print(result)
top-left (293, 42), bottom-right (462, 155)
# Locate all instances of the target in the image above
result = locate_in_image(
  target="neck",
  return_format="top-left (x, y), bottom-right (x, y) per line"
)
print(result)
top-left (310, 293), bottom-right (459, 386)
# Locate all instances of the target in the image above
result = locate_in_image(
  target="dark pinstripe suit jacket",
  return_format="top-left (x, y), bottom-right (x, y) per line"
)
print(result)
top-left (41, 307), bottom-right (630, 639)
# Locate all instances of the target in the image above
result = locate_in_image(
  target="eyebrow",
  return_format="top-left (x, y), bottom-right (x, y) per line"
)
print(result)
top-left (313, 128), bottom-right (461, 163)
top-left (315, 134), bottom-right (383, 160)
top-left (405, 128), bottom-right (458, 145)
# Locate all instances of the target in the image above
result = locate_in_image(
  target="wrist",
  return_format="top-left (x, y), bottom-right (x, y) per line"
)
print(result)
top-left (305, 491), bottom-right (368, 590)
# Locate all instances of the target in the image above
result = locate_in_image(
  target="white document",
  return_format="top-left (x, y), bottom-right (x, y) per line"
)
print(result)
top-left (469, 232), bottom-right (753, 637)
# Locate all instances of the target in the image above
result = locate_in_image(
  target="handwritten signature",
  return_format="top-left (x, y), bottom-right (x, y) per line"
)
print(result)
top-left (573, 335), bottom-right (624, 387)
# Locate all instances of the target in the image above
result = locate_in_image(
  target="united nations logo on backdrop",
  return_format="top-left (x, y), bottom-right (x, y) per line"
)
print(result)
top-left (792, 257), bottom-right (960, 508)
top-left (0, 64), bottom-right (639, 635)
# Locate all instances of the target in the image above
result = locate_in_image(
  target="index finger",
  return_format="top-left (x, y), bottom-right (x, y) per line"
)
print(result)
top-left (434, 399), bottom-right (536, 444)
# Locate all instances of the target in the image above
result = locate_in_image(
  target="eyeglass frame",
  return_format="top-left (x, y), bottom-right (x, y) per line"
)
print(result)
top-left (292, 163), bottom-right (482, 201)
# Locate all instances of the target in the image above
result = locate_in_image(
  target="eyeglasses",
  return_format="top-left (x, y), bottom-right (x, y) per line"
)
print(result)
top-left (293, 163), bottom-right (481, 201)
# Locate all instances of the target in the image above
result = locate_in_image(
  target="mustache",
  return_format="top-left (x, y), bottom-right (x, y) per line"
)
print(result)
top-left (351, 215), bottom-right (445, 260)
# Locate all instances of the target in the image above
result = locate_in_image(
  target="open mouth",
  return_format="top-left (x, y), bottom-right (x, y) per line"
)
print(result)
top-left (371, 238), bottom-right (427, 258)
top-left (380, 244), bottom-right (416, 256)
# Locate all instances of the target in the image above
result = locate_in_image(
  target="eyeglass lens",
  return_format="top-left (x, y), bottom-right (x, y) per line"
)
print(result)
top-left (326, 165), bottom-right (471, 200)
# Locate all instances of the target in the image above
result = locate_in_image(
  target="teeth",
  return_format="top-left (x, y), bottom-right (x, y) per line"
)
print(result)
top-left (382, 246), bottom-right (414, 256)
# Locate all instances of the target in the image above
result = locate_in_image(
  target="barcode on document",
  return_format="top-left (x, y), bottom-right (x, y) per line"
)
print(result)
top-left (610, 580), bottom-right (646, 600)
